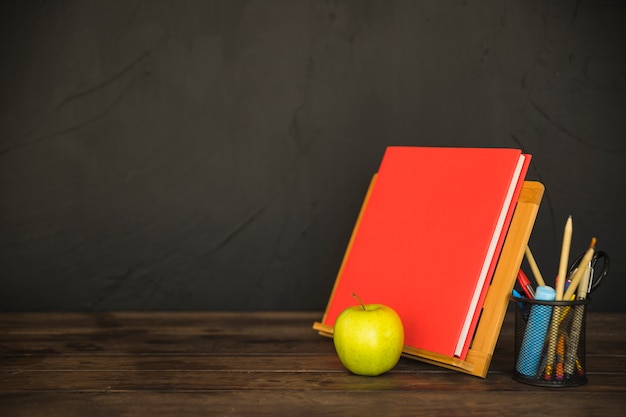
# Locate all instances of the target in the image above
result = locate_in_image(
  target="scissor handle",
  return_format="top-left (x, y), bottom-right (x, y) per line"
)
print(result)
top-left (567, 250), bottom-right (610, 293)
top-left (589, 250), bottom-right (610, 293)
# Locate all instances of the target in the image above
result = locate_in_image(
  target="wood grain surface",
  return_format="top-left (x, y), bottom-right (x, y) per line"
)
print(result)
top-left (1, 311), bottom-right (625, 416)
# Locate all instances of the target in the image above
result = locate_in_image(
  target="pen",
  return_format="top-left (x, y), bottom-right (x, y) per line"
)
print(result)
top-left (511, 288), bottom-right (529, 319)
top-left (564, 269), bottom-right (576, 292)
top-left (516, 269), bottom-right (535, 299)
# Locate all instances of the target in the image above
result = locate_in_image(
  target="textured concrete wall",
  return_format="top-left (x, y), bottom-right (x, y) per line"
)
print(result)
top-left (1, 1), bottom-right (624, 311)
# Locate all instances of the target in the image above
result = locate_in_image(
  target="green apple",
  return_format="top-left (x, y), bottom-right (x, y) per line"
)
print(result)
top-left (333, 293), bottom-right (404, 376)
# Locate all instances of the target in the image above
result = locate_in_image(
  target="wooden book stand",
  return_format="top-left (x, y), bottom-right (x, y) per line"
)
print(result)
top-left (314, 181), bottom-right (544, 378)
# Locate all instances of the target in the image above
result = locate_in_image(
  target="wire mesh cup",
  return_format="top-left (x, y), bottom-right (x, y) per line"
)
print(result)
top-left (511, 293), bottom-right (589, 387)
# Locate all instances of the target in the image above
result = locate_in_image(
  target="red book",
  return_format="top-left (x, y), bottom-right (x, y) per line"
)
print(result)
top-left (320, 146), bottom-right (530, 359)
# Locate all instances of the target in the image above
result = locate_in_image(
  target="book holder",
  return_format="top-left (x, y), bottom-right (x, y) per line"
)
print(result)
top-left (314, 181), bottom-right (544, 378)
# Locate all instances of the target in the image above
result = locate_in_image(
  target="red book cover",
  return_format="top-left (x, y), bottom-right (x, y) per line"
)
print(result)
top-left (320, 146), bottom-right (530, 359)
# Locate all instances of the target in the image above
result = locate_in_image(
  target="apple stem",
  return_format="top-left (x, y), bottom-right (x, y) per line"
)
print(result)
top-left (352, 292), bottom-right (366, 311)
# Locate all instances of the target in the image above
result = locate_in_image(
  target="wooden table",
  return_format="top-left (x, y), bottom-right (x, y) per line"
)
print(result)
top-left (1, 311), bottom-right (624, 416)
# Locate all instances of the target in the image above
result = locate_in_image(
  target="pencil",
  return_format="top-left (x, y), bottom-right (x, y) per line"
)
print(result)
top-left (563, 238), bottom-right (596, 300)
top-left (555, 216), bottom-right (573, 301)
top-left (525, 246), bottom-right (546, 287)
top-left (544, 216), bottom-right (573, 380)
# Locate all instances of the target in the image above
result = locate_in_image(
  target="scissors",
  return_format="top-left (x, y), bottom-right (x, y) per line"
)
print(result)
top-left (567, 250), bottom-right (610, 294)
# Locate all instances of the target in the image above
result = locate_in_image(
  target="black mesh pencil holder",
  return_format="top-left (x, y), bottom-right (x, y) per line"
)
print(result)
top-left (510, 295), bottom-right (590, 387)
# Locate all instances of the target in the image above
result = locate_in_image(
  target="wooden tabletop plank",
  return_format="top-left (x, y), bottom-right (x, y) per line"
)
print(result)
top-left (2, 368), bottom-right (626, 393)
top-left (1, 336), bottom-right (623, 358)
top-left (1, 391), bottom-right (625, 417)
top-left (0, 311), bottom-right (320, 334)
top-left (1, 352), bottom-right (624, 374)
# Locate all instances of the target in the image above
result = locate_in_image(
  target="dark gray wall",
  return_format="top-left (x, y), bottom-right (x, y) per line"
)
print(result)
top-left (1, 1), bottom-right (624, 312)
